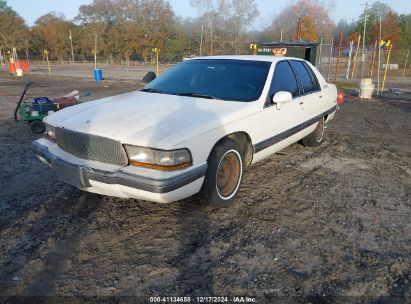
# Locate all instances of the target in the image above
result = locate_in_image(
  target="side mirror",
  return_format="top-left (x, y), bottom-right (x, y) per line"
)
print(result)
top-left (143, 71), bottom-right (156, 83)
top-left (272, 91), bottom-right (292, 110)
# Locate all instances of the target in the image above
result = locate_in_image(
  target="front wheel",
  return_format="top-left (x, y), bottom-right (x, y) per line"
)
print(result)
top-left (302, 117), bottom-right (325, 147)
top-left (202, 139), bottom-right (243, 208)
top-left (29, 120), bottom-right (46, 134)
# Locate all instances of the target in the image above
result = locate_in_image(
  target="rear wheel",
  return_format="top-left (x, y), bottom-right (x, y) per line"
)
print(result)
top-left (29, 120), bottom-right (46, 134)
top-left (302, 117), bottom-right (325, 147)
top-left (202, 139), bottom-right (243, 208)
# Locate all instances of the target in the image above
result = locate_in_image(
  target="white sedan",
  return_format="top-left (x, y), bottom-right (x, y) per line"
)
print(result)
top-left (32, 55), bottom-right (338, 207)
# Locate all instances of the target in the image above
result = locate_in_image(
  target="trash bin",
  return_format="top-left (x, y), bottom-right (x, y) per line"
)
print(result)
top-left (33, 97), bottom-right (54, 114)
top-left (359, 78), bottom-right (374, 99)
top-left (94, 69), bottom-right (103, 81)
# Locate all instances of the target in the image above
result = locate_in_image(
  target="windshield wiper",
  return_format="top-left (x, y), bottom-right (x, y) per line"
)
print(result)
top-left (174, 92), bottom-right (215, 99)
top-left (141, 89), bottom-right (220, 100)
top-left (139, 88), bottom-right (165, 94)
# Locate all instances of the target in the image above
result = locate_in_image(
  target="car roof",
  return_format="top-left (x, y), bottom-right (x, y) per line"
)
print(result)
top-left (185, 55), bottom-right (305, 63)
top-left (258, 41), bottom-right (318, 47)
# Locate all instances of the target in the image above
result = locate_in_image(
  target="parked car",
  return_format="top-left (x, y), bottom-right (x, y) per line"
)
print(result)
top-left (32, 55), bottom-right (338, 207)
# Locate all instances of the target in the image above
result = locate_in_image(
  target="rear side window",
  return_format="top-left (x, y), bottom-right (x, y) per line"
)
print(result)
top-left (269, 61), bottom-right (299, 98)
top-left (304, 62), bottom-right (321, 91)
top-left (290, 60), bottom-right (319, 94)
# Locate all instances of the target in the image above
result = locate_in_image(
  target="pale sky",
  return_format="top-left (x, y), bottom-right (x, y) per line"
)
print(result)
top-left (6, 0), bottom-right (411, 29)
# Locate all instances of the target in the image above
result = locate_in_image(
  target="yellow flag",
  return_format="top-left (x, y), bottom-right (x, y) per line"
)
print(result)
top-left (380, 40), bottom-right (391, 47)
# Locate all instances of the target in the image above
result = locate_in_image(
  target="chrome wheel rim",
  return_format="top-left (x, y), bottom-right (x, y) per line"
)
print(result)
top-left (315, 118), bottom-right (325, 142)
top-left (216, 150), bottom-right (242, 199)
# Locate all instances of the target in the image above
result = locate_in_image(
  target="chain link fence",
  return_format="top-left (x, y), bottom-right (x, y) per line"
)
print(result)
top-left (1, 43), bottom-right (411, 89)
top-left (315, 38), bottom-right (411, 88)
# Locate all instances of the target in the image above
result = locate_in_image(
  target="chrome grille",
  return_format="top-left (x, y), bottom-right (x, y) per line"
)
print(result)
top-left (55, 128), bottom-right (128, 166)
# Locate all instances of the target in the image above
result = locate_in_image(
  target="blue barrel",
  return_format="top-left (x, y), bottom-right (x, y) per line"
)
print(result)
top-left (94, 69), bottom-right (103, 81)
top-left (33, 97), bottom-right (54, 113)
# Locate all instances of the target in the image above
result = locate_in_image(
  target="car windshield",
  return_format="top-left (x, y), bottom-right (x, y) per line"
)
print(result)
top-left (142, 59), bottom-right (271, 102)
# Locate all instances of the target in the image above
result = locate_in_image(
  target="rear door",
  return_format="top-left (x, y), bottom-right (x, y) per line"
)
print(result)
top-left (289, 60), bottom-right (323, 124)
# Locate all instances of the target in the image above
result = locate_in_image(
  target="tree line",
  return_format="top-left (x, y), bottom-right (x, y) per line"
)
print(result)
top-left (0, 0), bottom-right (410, 63)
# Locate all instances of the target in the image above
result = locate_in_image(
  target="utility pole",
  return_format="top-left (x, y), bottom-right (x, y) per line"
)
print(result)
top-left (361, 2), bottom-right (368, 77)
top-left (199, 25), bottom-right (204, 56)
top-left (94, 33), bottom-right (97, 70)
top-left (25, 38), bottom-right (31, 74)
top-left (403, 49), bottom-right (409, 77)
top-left (69, 30), bottom-right (75, 63)
top-left (280, 30), bottom-right (283, 42)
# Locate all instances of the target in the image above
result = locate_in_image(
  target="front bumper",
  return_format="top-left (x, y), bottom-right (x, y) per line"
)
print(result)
top-left (32, 140), bottom-right (207, 203)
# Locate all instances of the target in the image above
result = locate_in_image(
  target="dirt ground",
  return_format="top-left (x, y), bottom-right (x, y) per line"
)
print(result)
top-left (0, 73), bottom-right (410, 303)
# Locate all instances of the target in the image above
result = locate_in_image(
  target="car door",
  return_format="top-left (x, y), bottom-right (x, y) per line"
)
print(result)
top-left (254, 60), bottom-right (303, 157)
top-left (289, 60), bottom-right (323, 125)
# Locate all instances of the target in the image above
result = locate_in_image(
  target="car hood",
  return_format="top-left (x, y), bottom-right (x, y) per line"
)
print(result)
top-left (46, 91), bottom-right (257, 148)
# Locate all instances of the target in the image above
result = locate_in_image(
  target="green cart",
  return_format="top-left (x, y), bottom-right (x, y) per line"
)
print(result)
top-left (19, 102), bottom-right (49, 134)
top-left (14, 82), bottom-right (82, 134)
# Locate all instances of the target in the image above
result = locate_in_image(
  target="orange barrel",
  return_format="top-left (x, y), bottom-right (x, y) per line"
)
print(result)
top-left (9, 62), bottom-right (30, 73)
top-left (9, 62), bottom-right (16, 74)
top-left (19, 61), bottom-right (30, 72)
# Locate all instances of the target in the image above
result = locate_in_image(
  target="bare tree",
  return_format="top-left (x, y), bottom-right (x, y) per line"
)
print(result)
top-left (75, 0), bottom-right (116, 59)
top-left (116, 0), bottom-right (175, 61)
top-left (271, 0), bottom-right (335, 41)
top-left (190, 0), bottom-right (217, 55)
top-left (231, 0), bottom-right (259, 53)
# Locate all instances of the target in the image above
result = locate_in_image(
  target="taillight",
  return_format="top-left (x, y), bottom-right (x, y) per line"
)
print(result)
top-left (337, 92), bottom-right (345, 104)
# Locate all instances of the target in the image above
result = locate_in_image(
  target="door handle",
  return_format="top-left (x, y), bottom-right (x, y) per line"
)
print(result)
top-left (299, 101), bottom-right (303, 105)
top-left (319, 95), bottom-right (323, 99)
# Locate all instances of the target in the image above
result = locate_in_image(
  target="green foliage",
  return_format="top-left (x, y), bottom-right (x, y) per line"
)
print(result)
top-left (398, 14), bottom-right (411, 49)
top-left (162, 24), bottom-right (188, 62)
top-left (354, 1), bottom-right (392, 44)
top-left (0, 0), bottom-right (14, 14)
top-left (351, 1), bottom-right (404, 46)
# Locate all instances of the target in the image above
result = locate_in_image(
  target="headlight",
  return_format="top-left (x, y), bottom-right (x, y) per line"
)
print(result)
top-left (44, 124), bottom-right (56, 142)
top-left (124, 145), bottom-right (192, 170)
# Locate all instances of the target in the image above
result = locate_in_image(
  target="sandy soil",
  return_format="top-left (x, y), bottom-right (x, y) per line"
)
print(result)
top-left (0, 74), bottom-right (410, 303)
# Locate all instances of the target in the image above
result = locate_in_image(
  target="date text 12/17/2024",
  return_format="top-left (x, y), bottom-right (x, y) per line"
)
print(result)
top-left (149, 296), bottom-right (257, 303)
